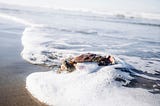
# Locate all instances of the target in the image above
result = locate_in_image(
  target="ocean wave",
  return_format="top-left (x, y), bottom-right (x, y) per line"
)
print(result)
top-left (94, 17), bottom-right (160, 27)
top-left (0, 13), bottom-right (39, 26)
top-left (128, 22), bottom-right (160, 27)
top-left (26, 59), bottom-right (160, 106)
top-left (1, 12), bottom-right (159, 68)
top-left (0, 3), bottom-right (160, 28)
top-left (1, 1), bottom-right (160, 21)
top-left (21, 26), bottom-right (104, 66)
top-left (112, 12), bottom-right (160, 20)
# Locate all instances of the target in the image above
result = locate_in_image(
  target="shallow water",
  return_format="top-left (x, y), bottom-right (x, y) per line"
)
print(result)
top-left (0, 19), bottom-right (47, 106)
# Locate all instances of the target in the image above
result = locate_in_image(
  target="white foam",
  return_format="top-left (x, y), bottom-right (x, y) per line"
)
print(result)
top-left (0, 13), bottom-right (39, 26)
top-left (120, 55), bottom-right (160, 75)
top-left (20, 25), bottom-right (110, 66)
top-left (21, 26), bottom-right (77, 66)
top-left (26, 62), bottom-right (160, 106)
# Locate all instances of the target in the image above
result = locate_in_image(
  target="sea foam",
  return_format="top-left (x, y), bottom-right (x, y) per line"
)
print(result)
top-left (26, 62), bottom-right (160, 106)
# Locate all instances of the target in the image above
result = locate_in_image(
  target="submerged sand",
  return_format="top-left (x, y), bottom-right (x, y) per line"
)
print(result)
top-left (0, 22), bottom-right (48, 106)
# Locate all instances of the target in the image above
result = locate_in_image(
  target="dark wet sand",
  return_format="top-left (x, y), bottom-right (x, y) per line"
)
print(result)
top-left (0, 24), bottom-right (48, 105)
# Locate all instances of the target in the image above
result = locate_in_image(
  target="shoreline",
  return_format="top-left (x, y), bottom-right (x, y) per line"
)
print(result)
top-left (0, 20), bottom-right (48, 106)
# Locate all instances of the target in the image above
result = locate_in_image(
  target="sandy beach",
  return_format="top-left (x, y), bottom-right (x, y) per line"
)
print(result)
top-left (0, 20), bottom-right (47, 106)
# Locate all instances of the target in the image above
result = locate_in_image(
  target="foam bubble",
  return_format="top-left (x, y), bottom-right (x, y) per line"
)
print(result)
top-left (26, 62), bottom-right (160, 106)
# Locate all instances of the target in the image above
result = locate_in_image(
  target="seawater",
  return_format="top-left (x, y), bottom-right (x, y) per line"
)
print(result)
top-left (0, 3), bottom-right (159, 73)
top-left (0, 3), bottom-right (160, 106)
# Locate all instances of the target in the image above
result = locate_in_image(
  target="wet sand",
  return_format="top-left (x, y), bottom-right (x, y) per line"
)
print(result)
top-left (0, 22), bottom-right (48, 106)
